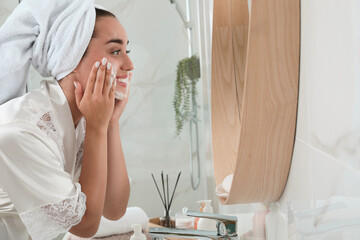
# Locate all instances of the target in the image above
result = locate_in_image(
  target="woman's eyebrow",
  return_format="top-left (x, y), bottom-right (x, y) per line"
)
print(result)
top-left (105, 39), bottom-right (130, 45)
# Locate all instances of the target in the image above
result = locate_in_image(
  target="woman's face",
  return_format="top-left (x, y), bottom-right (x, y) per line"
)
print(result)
top-left (76, 16), bottom-right (134, 99)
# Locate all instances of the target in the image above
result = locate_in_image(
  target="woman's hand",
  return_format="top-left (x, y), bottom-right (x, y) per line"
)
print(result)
top-left (74, 58), bottom-right (116, 132)
top-left (109, 72), bottom-right (132, 125)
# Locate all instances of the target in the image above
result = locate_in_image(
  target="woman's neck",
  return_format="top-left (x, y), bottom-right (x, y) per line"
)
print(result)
top-left (58, 75), bottom-right (83, 128)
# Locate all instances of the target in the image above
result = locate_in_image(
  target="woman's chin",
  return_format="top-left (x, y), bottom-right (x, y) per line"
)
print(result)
top-left (115, 90), bottom-right (128, 100)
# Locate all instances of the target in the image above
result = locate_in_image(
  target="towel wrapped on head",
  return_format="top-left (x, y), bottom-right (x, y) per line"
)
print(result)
top-left (0, 0), bottom-right (96, 104)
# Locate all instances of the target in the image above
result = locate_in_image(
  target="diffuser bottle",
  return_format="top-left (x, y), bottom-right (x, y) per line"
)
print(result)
top-left (151, 171), bottom-right (181, 229)
top-left (160, 210), bottom-right (175, 228)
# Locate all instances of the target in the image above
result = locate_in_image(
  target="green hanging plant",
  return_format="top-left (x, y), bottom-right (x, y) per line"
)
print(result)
top-left (173, 55), bottom-right (201, 136)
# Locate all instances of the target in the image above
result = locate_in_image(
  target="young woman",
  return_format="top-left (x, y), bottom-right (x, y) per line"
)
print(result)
top-left (0, 1), bottom-right (133, 239)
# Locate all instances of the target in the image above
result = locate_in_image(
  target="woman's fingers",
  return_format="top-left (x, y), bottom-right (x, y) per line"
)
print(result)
top-left (84, 61), bottom-right (100, 97)
top-left (109, 76), bottom-right (116, 99)
top-left (94, 57), bottom-right (107, 95)
top-left (103, 62), bottom-right (112, 96)
top-left (74, 81), bottom-right (83, 108)
top-left (109, 68), bottom-right (116, 99)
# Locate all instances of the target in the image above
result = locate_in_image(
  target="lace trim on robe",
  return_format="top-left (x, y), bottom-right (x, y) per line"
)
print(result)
top-left (75, 140), bottom-right (84, 173)
top-left (35, 111), bottom-right (66, 169)
top-left (74, 119), bottom-right (86, 181)
top-left (18, 183), bottom-right (86, 240)
top-left (75, 120), bottom-right (86, 174)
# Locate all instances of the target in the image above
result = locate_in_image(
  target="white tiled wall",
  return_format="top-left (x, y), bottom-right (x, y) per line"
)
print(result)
top-left (280, 0), bottom-right (360, 239)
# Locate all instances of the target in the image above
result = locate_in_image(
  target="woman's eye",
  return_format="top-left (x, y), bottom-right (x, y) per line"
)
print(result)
top-left (112, 49), bottom-right (131, 55)
top-left (112, 50), bottom-right (121, 55)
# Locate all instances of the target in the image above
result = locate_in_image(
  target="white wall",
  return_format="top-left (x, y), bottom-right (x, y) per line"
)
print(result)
top-left (279, 0), bottom-right (360, 239)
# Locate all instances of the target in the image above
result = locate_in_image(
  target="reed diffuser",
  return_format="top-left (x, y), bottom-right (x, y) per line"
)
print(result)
top-left (151, 171), bottom-right (182, 228)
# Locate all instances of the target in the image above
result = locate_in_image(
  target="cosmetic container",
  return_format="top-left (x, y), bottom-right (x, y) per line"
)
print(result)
top-left (130, 224), bottom-right (146, 240)
top-left (196, 200), bottom-right (217, 231)
top-left (175, 207), bottom-right (194, 229)
top-left (265, 202), bottom-right (287, 240)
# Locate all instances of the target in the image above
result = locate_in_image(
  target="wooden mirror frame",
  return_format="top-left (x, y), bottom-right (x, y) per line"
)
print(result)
top-left (211, 0), bottom-right (300, 204)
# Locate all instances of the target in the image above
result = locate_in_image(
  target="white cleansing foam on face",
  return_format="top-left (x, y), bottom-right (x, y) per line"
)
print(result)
top-left (110, 69), bottom-right (130, 100)
top-left (115, 76), bottom-right (129, 100)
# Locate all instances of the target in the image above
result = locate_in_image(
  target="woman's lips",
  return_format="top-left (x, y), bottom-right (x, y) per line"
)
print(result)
top-left (117, 75), bottom-right (128, 79)
top-left (117, 81), bottom-right (127, 88)
top-left (116, 74), bottom-right (128, 88)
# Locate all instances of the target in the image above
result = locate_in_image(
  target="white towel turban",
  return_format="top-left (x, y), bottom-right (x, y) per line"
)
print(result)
top-left (0, 0), bottom-right (96, 104)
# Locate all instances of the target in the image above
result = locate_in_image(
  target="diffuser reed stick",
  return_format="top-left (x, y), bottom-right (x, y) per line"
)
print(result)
top-left (151, 171), bottom-right (182, 228)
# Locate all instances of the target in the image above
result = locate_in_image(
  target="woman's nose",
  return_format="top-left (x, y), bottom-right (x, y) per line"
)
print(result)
top-left (120, 54), bottom-right (134, 71)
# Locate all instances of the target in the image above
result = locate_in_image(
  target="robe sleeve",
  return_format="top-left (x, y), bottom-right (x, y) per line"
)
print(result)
top-left (0, 123), bottom-right (86, 240)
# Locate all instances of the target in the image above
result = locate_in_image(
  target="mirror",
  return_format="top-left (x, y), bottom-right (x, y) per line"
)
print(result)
top-left (0, 0), bottom-right (300, 213)
top-left (0, 0), bottom-right (214, 218)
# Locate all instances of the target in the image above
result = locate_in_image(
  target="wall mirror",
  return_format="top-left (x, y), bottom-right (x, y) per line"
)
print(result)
top-left (0, 0), bottom-right (299, 219)
top-left (0, 0), bottom-right (214, 218)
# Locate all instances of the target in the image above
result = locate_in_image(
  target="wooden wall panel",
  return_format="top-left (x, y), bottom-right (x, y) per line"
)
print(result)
top-left (231, 0), bottom-right (249, 119)
top-left (211, 0), bottom-right (241, 185)
top-left (211, 0), bottom-right (300, 204)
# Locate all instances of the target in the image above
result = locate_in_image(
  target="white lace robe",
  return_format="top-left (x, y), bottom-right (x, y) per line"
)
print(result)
top-left (0, 80), bottom-right (87, 240)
